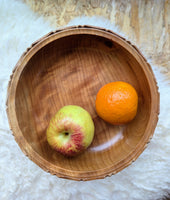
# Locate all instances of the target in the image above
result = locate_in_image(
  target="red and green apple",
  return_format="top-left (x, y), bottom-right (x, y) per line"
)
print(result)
top-left (46, 105), bottom-right (95, 156)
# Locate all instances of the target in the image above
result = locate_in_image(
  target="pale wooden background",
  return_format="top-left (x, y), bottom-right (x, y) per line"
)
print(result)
top-left (24, 0), bottom-right (169, 79)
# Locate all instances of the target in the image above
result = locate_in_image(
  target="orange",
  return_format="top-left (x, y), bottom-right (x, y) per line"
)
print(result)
top-left (95, 81), bottom-right (138, 125)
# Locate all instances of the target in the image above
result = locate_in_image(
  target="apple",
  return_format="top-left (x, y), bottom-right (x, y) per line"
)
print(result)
top-left (46, 105), bottom-right (95, 156)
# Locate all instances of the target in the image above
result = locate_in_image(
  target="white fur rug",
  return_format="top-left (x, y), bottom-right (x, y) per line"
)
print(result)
top-left (0, 0), bottom-right (170, 199)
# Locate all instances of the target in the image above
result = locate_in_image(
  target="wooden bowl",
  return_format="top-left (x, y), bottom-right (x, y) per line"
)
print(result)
top-left (7, 26), bottom-right (159, 181)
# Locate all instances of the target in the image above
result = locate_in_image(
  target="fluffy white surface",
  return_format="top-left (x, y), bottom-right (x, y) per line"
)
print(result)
top-left (0, 0), bottom-right (170, 199)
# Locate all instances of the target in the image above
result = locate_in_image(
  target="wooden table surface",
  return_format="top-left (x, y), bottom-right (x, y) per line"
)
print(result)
top-left (24, 0), bottom-right (169, 79)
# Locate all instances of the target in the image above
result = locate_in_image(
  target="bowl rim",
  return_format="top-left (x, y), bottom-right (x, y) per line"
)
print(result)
top-left (6, 25), bottom-right (160, 181)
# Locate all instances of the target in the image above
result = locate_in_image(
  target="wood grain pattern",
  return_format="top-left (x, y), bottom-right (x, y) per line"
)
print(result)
top-left (23, 0), bottom-right (170, 78)
top-left (6, 26), bottom-right (159, 180)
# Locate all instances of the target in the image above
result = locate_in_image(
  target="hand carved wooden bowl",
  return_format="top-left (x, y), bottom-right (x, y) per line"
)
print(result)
top-left (7, 26), bottom-right (159, 181)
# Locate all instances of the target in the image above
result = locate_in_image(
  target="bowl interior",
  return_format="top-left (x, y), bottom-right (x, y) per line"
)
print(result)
top-left (15, 32), bottom-right (152, 179)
